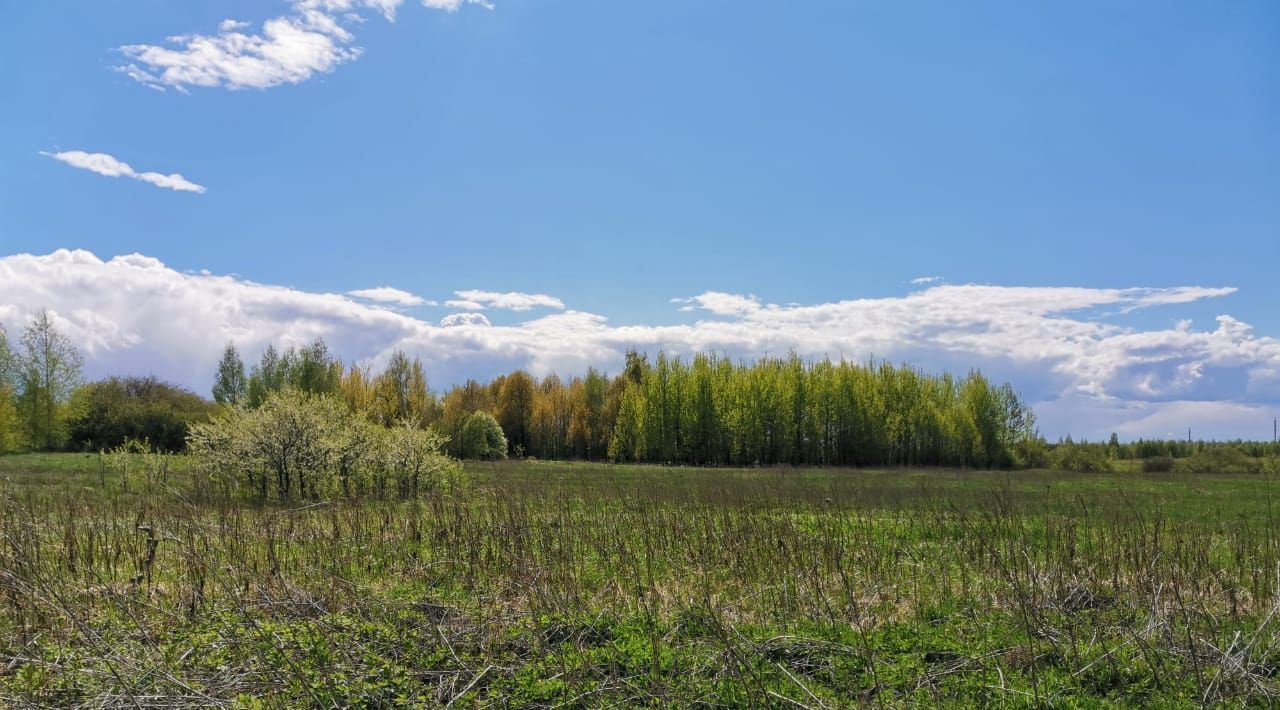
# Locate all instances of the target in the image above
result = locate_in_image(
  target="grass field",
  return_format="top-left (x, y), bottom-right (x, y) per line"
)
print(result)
top-left (3, 454), bottom-right (1280, 707)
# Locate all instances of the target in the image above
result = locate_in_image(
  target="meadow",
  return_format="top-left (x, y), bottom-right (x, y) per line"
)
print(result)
top-left (3, 454), bottom-right (1280, 707)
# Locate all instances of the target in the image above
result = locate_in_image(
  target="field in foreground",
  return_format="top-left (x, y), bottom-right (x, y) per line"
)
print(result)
top-left (3, 455), bottom-right (1280, 707)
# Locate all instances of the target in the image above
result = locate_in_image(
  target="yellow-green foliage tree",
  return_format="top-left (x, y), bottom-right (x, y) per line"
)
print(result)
top-left (438, 379), bottom-right (492, 458)
top-left (531, 374), bottom-right (571, 460)
top-left (0, 389), bottom-right (20, 453)
top-left (0, 327), bottom-right (19, 450)
top-left (496, 370), bottom-right (535, 457)
top-left (241, 339), bottom-right (344, 408)
top-left (211, 343), bottom-right (247, 405)
top-left (370, 351), bottom-right (438, 427)
top-left (338, 363), bottom-right (376, 415)
top-left (565, 368), bottom-right (610, 460)
top-left (0, 324), bottom-right (21, 452)
top-left (15, 311), bottom-right (83, 451)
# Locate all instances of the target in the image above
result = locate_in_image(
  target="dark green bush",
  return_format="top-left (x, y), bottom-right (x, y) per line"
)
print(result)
top-left (1174, 447), bottom-right (1261, 474)
top-left (1141, 456), bottom-right (1175, 473)
top-left (67, 376), bottom-right (217, 453)
top-left (1050, 441), bottom-right (1113, 473)
top-left (459, 411), bottom-right (508, 460)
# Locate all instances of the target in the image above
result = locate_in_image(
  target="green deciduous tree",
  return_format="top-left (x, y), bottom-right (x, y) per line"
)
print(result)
top-left (244, 339), bottom-right (346, 408)
top-left (212, 343), bottom-right (248, 405)
top-left (458, 411), bottom-right (507, 460)
top-left (496, 370), bottom-right (535, 457)
top-left (16, 311), bottom-right (83, 450)
top-left (371, 350), bottom-right (437, 427)
top-left (246, 345), bottom-right (284, 408)
top-left (0, 325), bottom-right (21, 452)
top-left (292, 338), bottom-right (342, 396)
top-left (608, 381), bottom-right (645, 462)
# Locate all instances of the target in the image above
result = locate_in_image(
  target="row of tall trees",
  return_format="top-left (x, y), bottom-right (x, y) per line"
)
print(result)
top-left (213, 342), bottom-right (1039, 468)
top-left (213, 342), bottom-right (441, 427)
top-left (430, 351), bottom-right (1041, 468)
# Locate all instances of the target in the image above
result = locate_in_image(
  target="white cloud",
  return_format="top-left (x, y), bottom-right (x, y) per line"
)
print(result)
top-left (672, 292), bottom-right (763, 317)
top-left (910, 276), bottom-right (943, 285)
top-left (440, 312), bottom-right (492, 327)
top-left (1, 249), bottom-right (1276, 440)
top-left (452, 289), bottom-right (565, 311)
top-left (347, 286), bottom-right (430, 307)
top-left (423, 0), bottom-right (494, 10)
top-left (41, 150), bottom-right (206, 194)
top-left (116, 0), bottom-right (490, 92)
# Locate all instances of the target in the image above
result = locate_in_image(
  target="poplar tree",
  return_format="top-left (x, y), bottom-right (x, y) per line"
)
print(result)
top-left (497, 370), bottom-right (535, 457)
top-left (212, 343), bottom-right (248, 405)
top-left (372, 351), bottom-right (436, 426)
top-left (0, 323), bottom-right (12, 386)
top-left (0, 324), bottom-right (21, 452)
top-left (608, 382), bottom-right (645, 462)
top-left (16, 311), bottom-right (83, 450)
top-left (292, 338), bottom-right (341, 396)
top-left (338, 363), bottom-right (376, 414)
top-left (246, 345), bottom-right (283, 407)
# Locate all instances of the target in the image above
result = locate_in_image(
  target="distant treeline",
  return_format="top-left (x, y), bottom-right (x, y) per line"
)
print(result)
top-left (3, 309), bottom-right (1278, 471)
top-left (208, 340), bottom-right (1043, 468)
top-left (1112, 437), bottom-right (1280, 460)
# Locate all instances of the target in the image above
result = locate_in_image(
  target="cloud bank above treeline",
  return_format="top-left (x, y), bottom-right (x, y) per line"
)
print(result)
top-left (2, 249), bottom-right (1277, 441)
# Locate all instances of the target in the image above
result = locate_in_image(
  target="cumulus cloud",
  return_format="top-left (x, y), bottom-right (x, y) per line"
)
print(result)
top-left (347, 286), bottom-right (431, 307)
top-left (440, 312), bottom-right (492, 327)
top-left (672, 292), bottom-right (763, 317)
top-left (1, 249), bottom-right (1276, 440)
top-left (41, 150), bottom-right (206, 194)
top-left (115, 0), bottom-right (491, 92)
top-left (451, 289), bottom-right (565, 311)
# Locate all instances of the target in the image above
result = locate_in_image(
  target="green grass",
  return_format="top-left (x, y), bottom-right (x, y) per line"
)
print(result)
top-left (3, 454), bottom-right (1280, 707)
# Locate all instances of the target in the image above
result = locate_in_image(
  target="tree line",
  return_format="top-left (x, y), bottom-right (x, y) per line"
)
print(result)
top-left (1109, 435), bottom-right (1280, 461)
top-left (5, 310), bottom-right (1276, 471)
top-left (213, 342), bottom-right (1043, 468)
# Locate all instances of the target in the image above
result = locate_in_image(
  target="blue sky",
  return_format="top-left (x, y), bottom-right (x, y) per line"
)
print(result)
top-left (1, 1), bottom-right (1278, 439)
